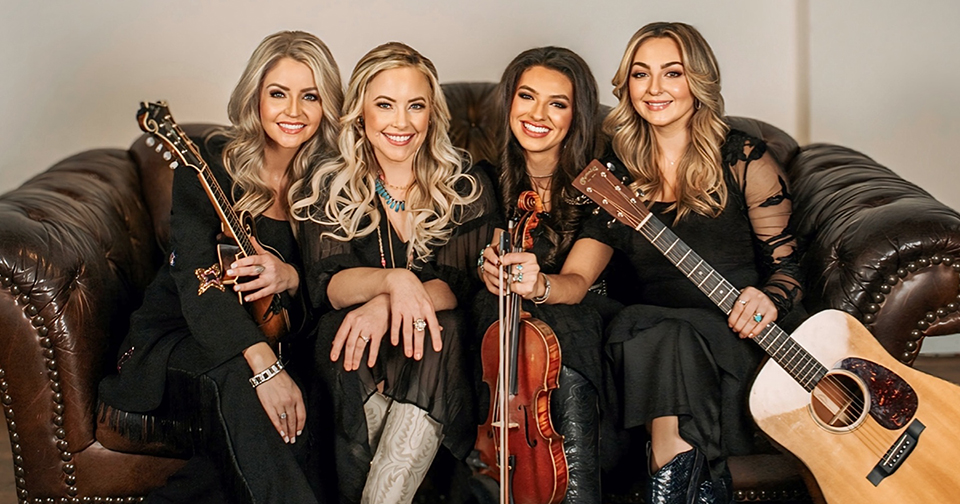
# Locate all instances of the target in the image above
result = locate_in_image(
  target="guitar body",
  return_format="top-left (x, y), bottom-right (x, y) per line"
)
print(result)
top-left (571, 161), bottom-right (960, 503)
top-left (216, 242), bottom-right (289, 345)
top-left (750, 309), bottom-right (960, 503)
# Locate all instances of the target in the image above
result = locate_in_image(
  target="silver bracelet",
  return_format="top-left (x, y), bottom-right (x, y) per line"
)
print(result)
top-left (532, 273), bottom-right (551, 304)
top-left (249, 359), bottom-right (284, 388)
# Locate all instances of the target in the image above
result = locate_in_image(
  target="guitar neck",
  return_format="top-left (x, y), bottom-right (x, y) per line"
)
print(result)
top-left (195, 165), bottom-right (256, 258)
top-left (163, 119), bottom-right (256, 260)
top-left (575, 161), bottom-right (826, 392)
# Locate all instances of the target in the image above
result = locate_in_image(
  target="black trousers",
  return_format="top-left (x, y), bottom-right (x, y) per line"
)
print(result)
top-left (147, 338), bottom-right (322, 504)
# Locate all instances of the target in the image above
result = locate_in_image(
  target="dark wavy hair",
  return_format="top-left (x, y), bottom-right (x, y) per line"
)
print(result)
top-left (497, 46), bottom-right (602, 268)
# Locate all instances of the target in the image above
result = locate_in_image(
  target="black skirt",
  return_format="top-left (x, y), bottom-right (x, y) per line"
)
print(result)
top-left (313, 308), bottom-right (475, 503)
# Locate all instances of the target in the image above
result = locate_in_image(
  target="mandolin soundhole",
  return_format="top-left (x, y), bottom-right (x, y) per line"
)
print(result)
top-left (809, 369), bottom-right (870, 432)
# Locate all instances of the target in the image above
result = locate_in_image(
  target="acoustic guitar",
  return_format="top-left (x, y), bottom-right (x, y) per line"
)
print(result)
top-left (137, 100), bottom-right (289, 343)
top-left (573, 159), bottom-right (960, 503)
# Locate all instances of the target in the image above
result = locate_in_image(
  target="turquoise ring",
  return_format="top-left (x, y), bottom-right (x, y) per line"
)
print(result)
top-left (753, 312), bottom-right (763, 323)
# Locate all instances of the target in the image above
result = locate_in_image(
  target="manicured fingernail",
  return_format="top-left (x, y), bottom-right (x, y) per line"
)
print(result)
top-left (290, 436), bottom-right (296, 444)
top-left (415, 352), bottom-right (422, 360)
top-left (297, 430), bottom-right (303, 436)
top-left (226, 269), bottom-right (234, 276)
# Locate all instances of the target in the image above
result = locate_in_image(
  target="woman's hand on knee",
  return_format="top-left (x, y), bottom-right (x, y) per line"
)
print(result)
top-left (331, 294), bottom-right (391, 371)
top-left (254, 370), bottom-right (305, 444)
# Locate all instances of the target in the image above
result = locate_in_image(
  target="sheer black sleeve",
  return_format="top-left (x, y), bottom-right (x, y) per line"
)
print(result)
top-left (429, 166), bottom-right (501, 307)
top-left (725, 132), bottom-right (803, 319)
top-left (298, 218), bottom-right (364, 313)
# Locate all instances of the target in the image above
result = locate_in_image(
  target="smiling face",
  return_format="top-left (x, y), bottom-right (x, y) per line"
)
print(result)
top-left (509, 65), bottom-right (574, 166)
top-left (258, 57), bottom-right (323, 154)
top-left (628, 37), bottom-right (695, 133)
top-left (361, 66), bottom-right (432, 173)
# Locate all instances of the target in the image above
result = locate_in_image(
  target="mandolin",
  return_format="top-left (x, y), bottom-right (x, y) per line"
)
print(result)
top-left (137, 100), bottom-right (289, 344)
top-left (573, 159), bottom-right (960, 503)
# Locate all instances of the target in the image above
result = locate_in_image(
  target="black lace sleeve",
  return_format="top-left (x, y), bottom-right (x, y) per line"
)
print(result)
top-left (725, 131), bottom-right (803, 319)
top-left (430, 166), bottom-right (501, 307)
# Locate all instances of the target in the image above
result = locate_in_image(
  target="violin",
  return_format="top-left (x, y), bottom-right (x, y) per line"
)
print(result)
top-left (475, 191), bottom-right (568, 504)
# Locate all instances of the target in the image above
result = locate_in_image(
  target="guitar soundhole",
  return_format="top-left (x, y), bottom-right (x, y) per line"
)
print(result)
top-left (809, 369), bottom-right (870, 432)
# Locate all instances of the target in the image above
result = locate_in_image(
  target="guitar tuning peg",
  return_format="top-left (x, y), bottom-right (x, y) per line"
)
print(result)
top-left (162, 151), bottom-right (172, 161)
top-left (169, 161), bottom-right (179, 170)
top-left (592, 207), bottom-right (600, 215)
top-left (145, 137), bottom-right (156, 147)
top-left (606, 162), bottom-right (615, 171)
top-left (606, 219), bottom-right (616, 228)
top-left (154, 143), bottom-right (163, 153)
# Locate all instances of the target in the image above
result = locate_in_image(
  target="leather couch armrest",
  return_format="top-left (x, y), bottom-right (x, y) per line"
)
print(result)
top-left (0, 148), bottom-right (158, 494)
top-left (788, 143), bottom-right (960, 364)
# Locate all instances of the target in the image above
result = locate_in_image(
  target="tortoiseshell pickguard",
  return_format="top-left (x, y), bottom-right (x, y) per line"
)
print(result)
top-left (841, 358), bottom-right (917, 430)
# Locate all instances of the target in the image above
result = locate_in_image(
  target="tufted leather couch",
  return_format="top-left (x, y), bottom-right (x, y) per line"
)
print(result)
top-left (1, 82), bottom-right (959, 503)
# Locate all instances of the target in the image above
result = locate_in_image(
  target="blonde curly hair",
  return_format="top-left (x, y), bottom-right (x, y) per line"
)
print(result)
top-left (216, 30), bottom-right (343, 221)
top-left (293, 42), bottom-right (477, 264)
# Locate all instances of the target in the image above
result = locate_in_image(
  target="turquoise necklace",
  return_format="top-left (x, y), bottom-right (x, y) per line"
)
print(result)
top-left (375, 176), bottom-right (406, 212)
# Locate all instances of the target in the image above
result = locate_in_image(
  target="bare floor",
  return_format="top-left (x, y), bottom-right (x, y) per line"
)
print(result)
top-left (1, 355), bottom-right (958, 503)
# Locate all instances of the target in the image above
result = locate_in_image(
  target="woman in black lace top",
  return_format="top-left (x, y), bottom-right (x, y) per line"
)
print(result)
top-left (293, 42), bottom-right (497, 504)
top-left (521, 23), bottom-right (804, 503)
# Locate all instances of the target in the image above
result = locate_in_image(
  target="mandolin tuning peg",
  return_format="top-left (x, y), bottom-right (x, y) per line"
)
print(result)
top-left (154, 143), bottom-right (163, 153)
top-left (145, 137), bottom-right (156, 147)
top-left (162, 151), bottom-right (172, 161)
top-left (607, 219), bottom-right (616, 228)
top-left (592, 207), bottom-right (600, 215)
top-left (169, 161), bottom-right (179, 170)
top-left (606, 162), bottom-right (615, 171)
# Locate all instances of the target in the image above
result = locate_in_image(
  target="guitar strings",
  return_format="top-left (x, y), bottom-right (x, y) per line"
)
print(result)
top-left (588, 173), bottom-right (899, 457)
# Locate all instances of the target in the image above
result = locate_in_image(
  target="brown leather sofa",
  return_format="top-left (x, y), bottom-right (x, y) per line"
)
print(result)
top-left (1, 82), bottom-right (959, 504)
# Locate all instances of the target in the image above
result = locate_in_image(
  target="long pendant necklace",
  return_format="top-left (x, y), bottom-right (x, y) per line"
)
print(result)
top-left (376, 219), bottom-right (396, 269)
top-left (375, 177), bottom-right (406, 212)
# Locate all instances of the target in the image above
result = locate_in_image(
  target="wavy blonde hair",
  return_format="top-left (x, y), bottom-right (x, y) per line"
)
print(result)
top-left (292, 42), bottom-right (478, 264)
top-left (216, 30), bottom-right (343, 221)
top-left (603, 22), bottom-right (730, 221)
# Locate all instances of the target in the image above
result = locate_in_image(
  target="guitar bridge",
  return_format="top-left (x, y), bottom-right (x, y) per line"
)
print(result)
top-left (867, 418), bottom-right (924, 486)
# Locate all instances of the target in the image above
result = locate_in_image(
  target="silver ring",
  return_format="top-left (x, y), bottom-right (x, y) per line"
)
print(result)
top-left (254, 264), bottom-right (265, 275)
top-left (753, 312), bottom-right (763, 323)
top-left (511, 273), bottom-right (523, 283)
top-left (738, 299), bottom-right (747, 306)
top-left (279, 412), bottom-right (287, 420)
top-left (414, 318), bottom-right (427, 332)
top-left (360, 334), bottom-right (370, 343)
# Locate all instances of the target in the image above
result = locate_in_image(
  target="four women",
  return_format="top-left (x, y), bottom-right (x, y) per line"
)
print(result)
top-left (104, 22), bottom-right (804, 504)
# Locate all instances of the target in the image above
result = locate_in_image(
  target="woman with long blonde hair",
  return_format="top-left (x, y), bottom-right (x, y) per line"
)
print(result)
top-left (100, 31), bottom-right (343, 503)
top-left (504, 23), bottom-right (804, 502)
top-left (294, 42), bottom-right (496, 504)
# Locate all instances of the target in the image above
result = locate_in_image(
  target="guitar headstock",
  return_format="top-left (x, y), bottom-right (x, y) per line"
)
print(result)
top-left (572, 159), bottom-right (652, 231)
top-left (136, 101), bottom-right (205, 173)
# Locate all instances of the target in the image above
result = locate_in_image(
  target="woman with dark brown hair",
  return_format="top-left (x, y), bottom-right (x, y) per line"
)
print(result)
top-left (474, 46), bottom-right (618, 504)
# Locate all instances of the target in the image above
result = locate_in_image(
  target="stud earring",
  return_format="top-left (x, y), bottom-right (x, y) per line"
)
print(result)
top-left (357, 116), bottom-right (365, 127)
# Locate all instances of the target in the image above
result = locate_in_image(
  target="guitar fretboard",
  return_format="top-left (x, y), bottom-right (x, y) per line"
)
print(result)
top-left (577, 163), bottom-right (826, 392)
top-left (163, 120), bottom-right (256, 259)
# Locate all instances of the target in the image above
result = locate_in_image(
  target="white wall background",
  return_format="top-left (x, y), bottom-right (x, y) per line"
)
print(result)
top-left (2, 0), bottom-right (959, 350)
